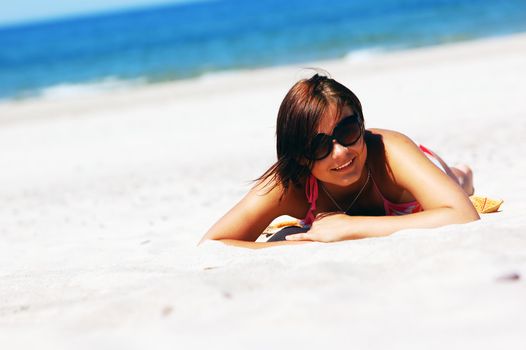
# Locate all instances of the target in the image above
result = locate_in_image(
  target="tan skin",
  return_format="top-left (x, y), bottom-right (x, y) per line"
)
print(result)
top-left (199, 105), bottom-right (479, 248)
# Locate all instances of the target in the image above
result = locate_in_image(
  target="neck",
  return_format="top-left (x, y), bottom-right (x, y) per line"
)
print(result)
top-left (320, 166), bottom-right (371, 212)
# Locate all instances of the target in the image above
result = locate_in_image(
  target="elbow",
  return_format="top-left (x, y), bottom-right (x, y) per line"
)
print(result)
top-left (438, 204), bottom-right (479, 225)
top-left (198, 233), bottom-right (243, 246)
top-left (463, 213), bottom-right (480, 223)
top-left (197, 234), bottom-right (225, 246)
top-left (457, 206), bottom-right (480, 224)
top-left (197, 233), bottom-right (219, 246)
top-left (198, 227), bottom-right (226, 245)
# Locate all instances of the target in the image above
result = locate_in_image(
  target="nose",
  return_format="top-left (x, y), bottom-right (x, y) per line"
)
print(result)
top-left (331, 139), bottom-right (348, 159)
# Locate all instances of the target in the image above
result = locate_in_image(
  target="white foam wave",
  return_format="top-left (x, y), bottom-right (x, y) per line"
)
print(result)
top-left (39, 77), bottom-right (147, 100)
top-left (344, 47), bottom-right (385, 62)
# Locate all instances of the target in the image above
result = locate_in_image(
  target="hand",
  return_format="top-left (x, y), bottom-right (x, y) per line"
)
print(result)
top-left (285, 212), bottom-right (352, 242)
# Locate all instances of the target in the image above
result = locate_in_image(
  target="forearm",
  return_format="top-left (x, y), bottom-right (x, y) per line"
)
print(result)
top-left (340, 207), bottom-right (479, 240)
top-left (201, 239), bottom-right (309, 249)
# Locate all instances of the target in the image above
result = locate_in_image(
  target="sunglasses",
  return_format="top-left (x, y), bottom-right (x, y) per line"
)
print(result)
top-left (305, 114), bottom-right (364, 160)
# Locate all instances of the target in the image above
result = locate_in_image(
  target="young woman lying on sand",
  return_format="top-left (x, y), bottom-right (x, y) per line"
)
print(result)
top-left (200, 73), bottom-right (479, 248)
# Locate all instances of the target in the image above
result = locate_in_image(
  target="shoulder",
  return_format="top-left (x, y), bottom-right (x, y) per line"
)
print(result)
top-left (367, 128), bottom-right (414, 145)
top-left (250, 175), bottom-right (309, 219)
top-left (366, 128), bottom-right (420, 159)
top-left (365, 128), bottom-right (425, 182)
top-left (365, 128), bottom-right (419, 161)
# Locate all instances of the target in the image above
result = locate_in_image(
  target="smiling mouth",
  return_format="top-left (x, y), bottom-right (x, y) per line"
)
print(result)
top-left (332, 158), bottom-right (355, 171)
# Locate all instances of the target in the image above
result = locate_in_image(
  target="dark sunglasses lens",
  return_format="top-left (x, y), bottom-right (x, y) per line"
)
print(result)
top-left (309, 134), bottom-right (333, 160)
top-left (307, 116), bottom-right (362, 160)
top-left (334, 116), bottom-right (362, 146)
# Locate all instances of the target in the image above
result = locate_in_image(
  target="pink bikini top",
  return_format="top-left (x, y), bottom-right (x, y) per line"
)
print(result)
top-left (302, 172), bottom-right (422, 226)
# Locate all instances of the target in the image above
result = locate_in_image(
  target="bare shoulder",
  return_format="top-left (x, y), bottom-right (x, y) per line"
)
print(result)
top-left (367, 128), bottom-right (449, 194)
top-left (365, 128), bottom-right (422, 197)
top-left (368, 128), bottom-right (423, 164)
top-left (250, 175), bottom-right (305, 211)
top-left (366, 128), bottom-right (419, 166)
top-left (367, 128), bottom-right (414, 146)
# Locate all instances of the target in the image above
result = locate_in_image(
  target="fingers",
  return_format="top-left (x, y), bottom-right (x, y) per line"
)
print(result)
top-left (285, 233), bottom-right (313, 241)
top-left (315, 211), bottom-right (342, 220)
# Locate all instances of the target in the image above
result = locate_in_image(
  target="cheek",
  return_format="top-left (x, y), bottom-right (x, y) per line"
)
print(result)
top-left (349, 137), bottom-right (367, 158)
top-left (358, 140), bottom-right (367, 159)
top-left (309, 158), bottom-right (331, 179)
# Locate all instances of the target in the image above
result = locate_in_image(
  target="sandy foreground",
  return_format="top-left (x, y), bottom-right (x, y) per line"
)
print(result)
top-left (1, 33), bottom-right (525, 348)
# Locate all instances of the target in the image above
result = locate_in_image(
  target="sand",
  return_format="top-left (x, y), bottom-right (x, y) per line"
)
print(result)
top-left (1, 33), bottom-right (525, 348)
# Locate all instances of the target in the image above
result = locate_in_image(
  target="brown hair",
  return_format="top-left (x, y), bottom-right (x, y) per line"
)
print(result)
top-left (258, 73), bottom-right (364, 193)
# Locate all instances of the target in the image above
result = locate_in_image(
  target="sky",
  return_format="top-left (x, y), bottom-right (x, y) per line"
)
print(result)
top-left (0, 0), bottom-right (200, 27)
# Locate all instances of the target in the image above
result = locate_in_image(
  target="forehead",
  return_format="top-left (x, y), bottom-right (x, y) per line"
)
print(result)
top-left (316, 105), bottom-right (354, 134)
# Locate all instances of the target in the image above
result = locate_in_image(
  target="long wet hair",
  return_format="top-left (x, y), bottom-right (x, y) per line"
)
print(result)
top-left (258, 73), bottom-right (364, 194)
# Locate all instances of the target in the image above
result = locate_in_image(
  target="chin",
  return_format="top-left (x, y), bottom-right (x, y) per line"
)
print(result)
top-left (337, 174), bottom-right (361, 187)
top-left (334, 162), bottom-right (367, 186)
top-left (326, 170), bottom-right (361, 187)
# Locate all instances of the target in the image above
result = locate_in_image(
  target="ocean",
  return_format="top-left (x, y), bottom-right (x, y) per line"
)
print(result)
top-left (1, 0), bottom-right (526, 101)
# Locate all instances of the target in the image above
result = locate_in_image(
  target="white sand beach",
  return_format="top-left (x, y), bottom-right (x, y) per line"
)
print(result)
top-left (1, 33), bottom-right (525, 348)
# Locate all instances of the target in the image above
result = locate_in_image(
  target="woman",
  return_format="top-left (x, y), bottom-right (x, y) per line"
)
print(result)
top-left (200, 73), bottom-right (479, 248)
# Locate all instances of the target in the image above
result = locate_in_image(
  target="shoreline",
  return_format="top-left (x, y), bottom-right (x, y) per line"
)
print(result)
top-left (2, 31), bottom-right (526, 126)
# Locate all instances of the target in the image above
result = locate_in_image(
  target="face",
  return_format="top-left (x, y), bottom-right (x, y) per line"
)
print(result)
top-left (309, 105), bottom-right (367, 188)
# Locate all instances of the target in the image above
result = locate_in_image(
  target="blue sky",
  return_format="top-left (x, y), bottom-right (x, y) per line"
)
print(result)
top-left (0, 0), bottom-right (199, 27)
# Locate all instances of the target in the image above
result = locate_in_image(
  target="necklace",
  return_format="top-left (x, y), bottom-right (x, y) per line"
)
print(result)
top-left (319, 168), bottom-right (371, 213)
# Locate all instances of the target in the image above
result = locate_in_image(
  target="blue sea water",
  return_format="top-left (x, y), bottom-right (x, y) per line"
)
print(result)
top-left (1, 0), bottom-right (526, 100)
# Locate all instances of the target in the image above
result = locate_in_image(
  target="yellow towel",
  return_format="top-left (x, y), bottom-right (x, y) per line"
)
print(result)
top-left (263, 216), bottom-right (302, 235)
top-left (469, 195), bottom-right (503, 214)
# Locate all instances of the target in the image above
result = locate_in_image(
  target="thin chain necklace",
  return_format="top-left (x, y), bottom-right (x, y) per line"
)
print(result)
top-left (319, 168), bottom-right (371, 213)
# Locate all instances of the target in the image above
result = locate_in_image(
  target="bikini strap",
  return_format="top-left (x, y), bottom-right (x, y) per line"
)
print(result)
top-left (302, 174), bottom-right (318, 226)
top-left (368, 170), bottom-right (392, 215)
top-left (368, 171), bottom-right (384, 200)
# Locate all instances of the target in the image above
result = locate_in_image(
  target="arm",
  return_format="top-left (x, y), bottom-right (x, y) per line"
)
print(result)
top-left (286, 208), bottom-right (474, 242)
top-left (199, 178), bottom-right (310, 248)
top-left (287, 131), bottom-right (479, 242)
top-left (213, 239), bottom-right (308, 249)
top-left (385, 130), bottom-right (479, 223)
